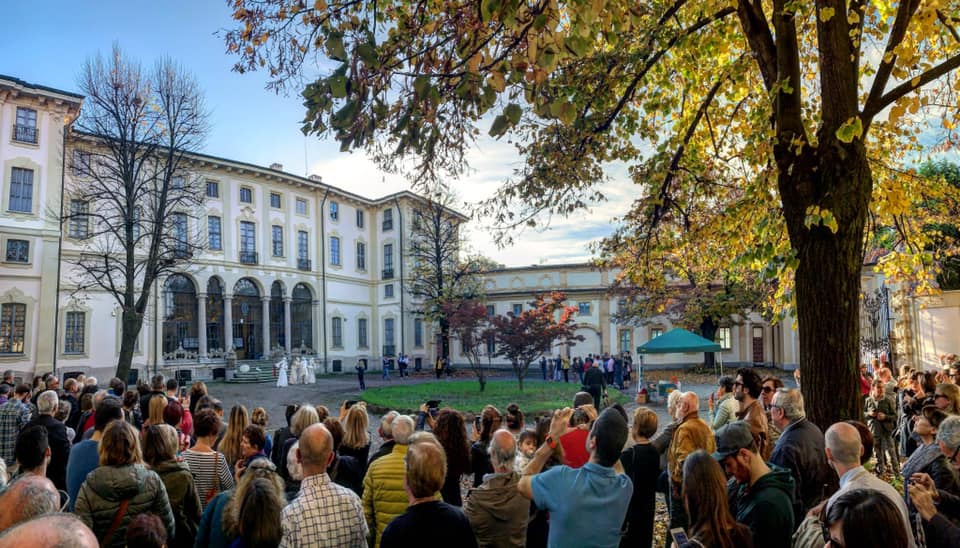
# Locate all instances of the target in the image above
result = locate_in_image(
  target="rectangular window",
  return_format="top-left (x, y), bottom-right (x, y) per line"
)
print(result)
top-left (578, 302), bottom-right (591, 315)
top-left (72, 150), bottom-right (92, 177)
top-left (298, 231), bottom-right (309, 261)
top-left (330, 236), bottom-right (341, 265)
top-left (385, 284), bottom-right (394, 298)
top-left (332, 317), bottom-right (343, 348)
top-left (618, 330), bottom-right (632, 354)
top-left (296, 198), bottom-right (308, 215)
top-left (272, 225), bottom-right (284, 257)
top-left (382, 208), bottom-right (393, 231)
top-left (206, 181), bottom-right (219, 198)
top-left (358, 318), bottom-right (368, 348)
top-left (414, 318), bottom-right (423, 347)
top-left (270, 192), bottom-right (281, 208)
top-left (383, 243), bottom-right (393, 273)
top-left (69, 199), bottom-right (89, 239)
top-left (172, 213), bottom-right (188, 252)
top-left (5, 239), bottom-right (29, 263)
top-left (208, 216), bottom-right (222, 250)
top-left (132, 207), bottom-right (141, 241)
top-left (356, 210), bottom-right (364, 228)
top-left (240, 221), bottom-right (256, 252)
top-left (240, 187), bottom-right (253, 203)
top-left (356, 242), bottom-right (366, 270)
top-left (716, 327), bottom-right (732, 350)
top-left (384, 318), bottom-right (395, 346)
top-left (8, 167), bottom-right (34, 213)
top-left (64, 311), bottom-right (85, 354)
top-left (171, 176), bottom-right (185, 190)
top-left (486, 333), bottom-right (496, 355)
top-left (0, 303), bottom-right (26, 354)
top-left (330, 201), bottom-right (339, 220)
top-left (650, 327), bottom-right (664, 340)
top-left (486, 305), bottom-right (495, 317)
top-left (512, 303), bottom-right (523, 316)
top-left (14, 107), bottom-right (38, 143)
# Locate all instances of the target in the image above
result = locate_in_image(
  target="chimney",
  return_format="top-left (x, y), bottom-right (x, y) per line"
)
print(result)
top-left (269, 162), bottom-right (283, 171)
top-left (308, 174), bottom-right (323, 182)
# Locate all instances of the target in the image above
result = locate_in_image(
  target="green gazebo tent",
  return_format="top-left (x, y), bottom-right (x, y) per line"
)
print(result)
top-left (635, 328), bottom-right (723, 395)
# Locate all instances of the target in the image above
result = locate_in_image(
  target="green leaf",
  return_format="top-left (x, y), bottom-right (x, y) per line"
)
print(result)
top-left (504, 103), bottom-right (522, 124)
top-left (357, 42), bottom-right (378, 67)
top-left (326, 33), bottom-right (347, 61)
top-left (329, 75), bottom-right (348, 98)
top-left (835, 116), bottom-right (863, 143)
top-left (489, 114), bottom-right (509, 138)
top-left (413, 76), bottom-right (430, 98)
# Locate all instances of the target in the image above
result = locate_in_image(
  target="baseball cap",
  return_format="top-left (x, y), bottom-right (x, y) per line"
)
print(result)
top-left (712, 421), bottom-right (754, 460)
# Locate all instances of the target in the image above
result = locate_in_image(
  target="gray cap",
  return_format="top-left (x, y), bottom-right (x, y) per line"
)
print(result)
top-left (712, 421), bottom-right (754, 460)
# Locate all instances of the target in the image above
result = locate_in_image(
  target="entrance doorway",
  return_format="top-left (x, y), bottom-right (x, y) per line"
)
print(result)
top-left (233, 278), bottom-right (262, 360)
top-left (752, 326), bottom-right (764, 364)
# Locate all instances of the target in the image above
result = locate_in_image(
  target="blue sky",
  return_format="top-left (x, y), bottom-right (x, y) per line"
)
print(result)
top-left (0, 1), bottom-right (621, 266)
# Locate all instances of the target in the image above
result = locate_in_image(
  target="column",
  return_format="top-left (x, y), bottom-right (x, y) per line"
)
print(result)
top-left (197, 292), bottom-right (208, 360)
top-left (223, 295), bottom-right (234, 352)
top-left (283, 297), bottom-right (292, 356)
top-left (313, 300), bottom-right (323, 372)
top-left (262, 296), bottom-right (271, 358)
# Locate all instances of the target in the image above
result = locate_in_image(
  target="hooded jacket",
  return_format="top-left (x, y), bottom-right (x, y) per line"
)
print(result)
top-left (75, 463), bottom-right (175, 548)
top-left (152, 459), bottom-right (202, 548)
top-left (728, 464), bottom-right (795, 548)
top-left (463, 471), bottom-right (530, 548)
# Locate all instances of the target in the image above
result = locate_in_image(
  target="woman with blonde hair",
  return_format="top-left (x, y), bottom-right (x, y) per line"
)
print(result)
top-left (934, 383), bottom-right (960, 415)
top-left (144, 394), bottom-right (168, 429)
top-left (339, 402), bottom-right (371, 467)
top-left (278, 405), bottom-right (320, 494)
top-left (75, 420), bottom-right (175, 547)
top-left (250, 407), bottom-right (272, 456)
top-left (218, 405), bottom-right (249, 469)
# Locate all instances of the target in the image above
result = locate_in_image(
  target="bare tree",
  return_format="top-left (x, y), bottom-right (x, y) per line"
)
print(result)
top-left (406, 190), bottom-right (487, 362)
top-left (65, 45), bottom-right (209, 382)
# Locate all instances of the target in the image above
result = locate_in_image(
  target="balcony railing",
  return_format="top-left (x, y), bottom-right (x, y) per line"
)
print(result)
top-left (383, 345), bottom-right (396, 357)
top-left (382, 268), bottom-right (394, 280)
top-left (13, 124), bottom-right (38, 144)
top-left (239, 251), bottom-right (258, 264)
top-left (172, 248), bottom-right (193, 260)
top-left (297, 258), bottom-right (311, 271)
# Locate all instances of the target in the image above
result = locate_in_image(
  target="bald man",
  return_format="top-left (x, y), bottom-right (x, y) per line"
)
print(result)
top-left (0, 512), bottom-right (97, 547)
top-left (666, 392), bottom-right (715, 547)
top-left (279, 424), bottom-right (367, 547)
top-left (0, 474), bottom-right (60, 531)
top-left (823, 422), bottom-right (914, 547)
top-left (464, 429), bottom-right (530, 547)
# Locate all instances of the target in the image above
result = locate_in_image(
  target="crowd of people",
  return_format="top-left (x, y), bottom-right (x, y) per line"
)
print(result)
top-left (0, 357), bottom-right (959, 547)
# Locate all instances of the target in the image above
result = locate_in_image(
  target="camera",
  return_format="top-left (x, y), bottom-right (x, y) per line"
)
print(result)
top-left (415, 400), bottom-right (441, 430)
top-left (345, 400), bottom-right (358, 409)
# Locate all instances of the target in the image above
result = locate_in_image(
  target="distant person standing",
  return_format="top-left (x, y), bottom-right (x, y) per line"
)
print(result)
top-left (436, 357), bottom-right (444, 380)
top-left (540, 357), bottom-right (548, 381)
top-left (382, 356), bottom-right (391, 381)
top-left (356, 360), bottom-right (367, 390)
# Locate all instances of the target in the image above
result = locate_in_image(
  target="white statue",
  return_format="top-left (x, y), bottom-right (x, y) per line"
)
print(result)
top-left (275, 356), bottom-right (289, 387)
top-left (305, 357), bottom-right (316, 384)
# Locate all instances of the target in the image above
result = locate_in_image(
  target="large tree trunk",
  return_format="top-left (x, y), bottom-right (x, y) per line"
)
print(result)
top-left (780, 138), bottom-right (871, 431)
top-left (700, 316), bottom-right (718, 371)
top-left (116, 308), bottom-right (144, 384)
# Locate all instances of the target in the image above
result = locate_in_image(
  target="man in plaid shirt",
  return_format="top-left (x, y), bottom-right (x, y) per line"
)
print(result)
top-left (280, 423), bottom-right (368, 547)
top-left (0, 384), bottom-right (32, 470)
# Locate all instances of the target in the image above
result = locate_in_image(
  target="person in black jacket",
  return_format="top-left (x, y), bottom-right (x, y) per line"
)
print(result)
top-left (270, 404), bottom-right (299, 468)
top-left (582, 362), bottom-right (606, 409)
top-left (322, 418), bottom-right (363, 496)
top-left (909, 416), bottom-right (960, 548)
top-left (27, 390), bottom-right (70, 490)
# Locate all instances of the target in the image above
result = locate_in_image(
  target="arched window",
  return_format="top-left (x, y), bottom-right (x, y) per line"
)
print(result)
top-left (163, 274), bottom-right (197, 354)
top-left (270, 281), bottom-right (285, 351)
top-left (232, 278), bottom-right (262, 359)
top-left (291, 284), bottom-right (313, 351)
top-left (206, 278), bottom-right (225, 353)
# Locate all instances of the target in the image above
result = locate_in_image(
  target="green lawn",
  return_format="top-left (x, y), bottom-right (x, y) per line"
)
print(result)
top-left (361, 379), bottom-right (630, 416)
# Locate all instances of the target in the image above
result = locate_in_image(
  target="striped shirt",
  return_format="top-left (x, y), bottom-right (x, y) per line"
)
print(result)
top-left (183, 449), bottom-right (235, 510)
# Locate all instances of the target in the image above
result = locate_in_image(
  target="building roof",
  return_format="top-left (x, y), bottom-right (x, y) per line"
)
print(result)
top-left (0, 74), bottom-right (85, 102)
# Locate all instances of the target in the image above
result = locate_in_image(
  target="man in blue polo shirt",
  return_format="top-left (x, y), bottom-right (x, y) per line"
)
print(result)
top-left (518, 406), bottom-right (632, 548)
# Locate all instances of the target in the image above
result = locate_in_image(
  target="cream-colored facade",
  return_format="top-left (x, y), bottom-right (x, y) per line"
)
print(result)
top-left (474, 263), bottom-right (801, 369)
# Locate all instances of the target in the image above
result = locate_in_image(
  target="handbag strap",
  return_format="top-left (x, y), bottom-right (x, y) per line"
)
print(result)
top-left (213, 451), bottom-right (221, 491)
top-left (101, 498), bottom-right (131, 546)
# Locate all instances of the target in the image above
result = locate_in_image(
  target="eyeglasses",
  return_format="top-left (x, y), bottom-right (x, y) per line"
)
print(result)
top-left (732, 381), bottom-right (744, 387)
top-left (821, 521), bottom-right (844, 547)
top-left (761, 386), bottom-right (774, 393)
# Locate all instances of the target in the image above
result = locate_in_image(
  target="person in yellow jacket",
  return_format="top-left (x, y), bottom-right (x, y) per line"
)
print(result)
top-left (561, 356), bottom-right (571, 383)
top-left (362, 414), bottom-right (415, 548)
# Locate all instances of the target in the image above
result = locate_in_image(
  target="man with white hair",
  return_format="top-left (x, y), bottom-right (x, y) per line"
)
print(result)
top-left (368, 410), bottom-right (400, 466)
top-left (666, 391), bottom-right (715, 547)
top-left (362, 414), bottom-right (415, 548)
top-left (464, 429), bottom-right (530, 547)
top-left (823, 421), bottom-right (913, 547)
top-left (27, 390), bottom-right (69, 490)
top-left (768, 388), bottom-right (835, 523)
